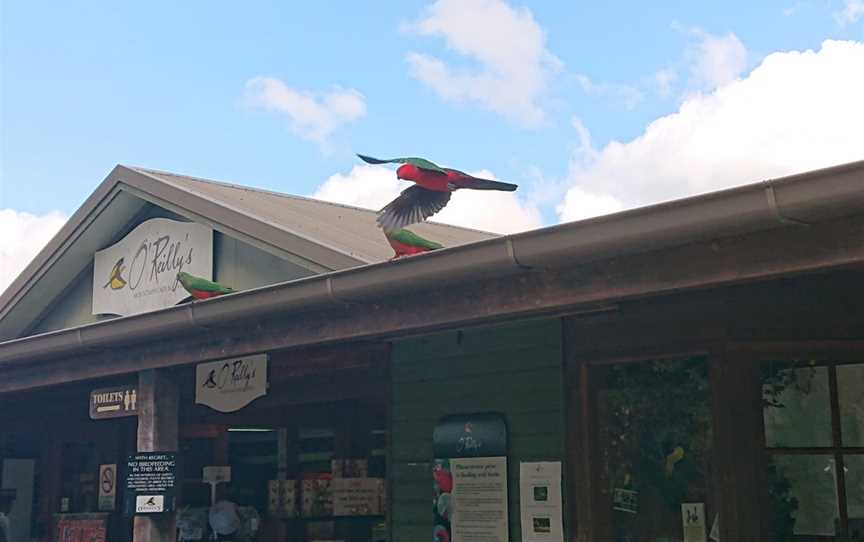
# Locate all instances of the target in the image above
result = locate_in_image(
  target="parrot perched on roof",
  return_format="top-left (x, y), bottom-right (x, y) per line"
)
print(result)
top-left (385, 228), bottom-right (443, 259)
top-left (357, 154), bottom-right (518, 232)
top-left (177, 271), bottom-right (235, 300)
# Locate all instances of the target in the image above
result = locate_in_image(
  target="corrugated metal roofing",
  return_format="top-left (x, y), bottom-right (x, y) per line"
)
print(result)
top-left (132, 167), bottom-right (496, 263)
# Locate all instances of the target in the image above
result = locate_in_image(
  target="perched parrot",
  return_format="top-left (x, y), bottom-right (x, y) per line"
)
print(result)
top-left (357, 154), bottom-right (518, 232)
top-left (385, 228), bottom-right (443, 259)
top-left (103, 257), bottom-right (127, 290)
top-left (176, 271), bottom-right (235, 300)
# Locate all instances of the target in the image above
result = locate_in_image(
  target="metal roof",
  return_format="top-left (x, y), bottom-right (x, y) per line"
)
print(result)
top-left (130, 167), bottom-right (496, 264)
top-left (0, 165), bottom-right (494, 340)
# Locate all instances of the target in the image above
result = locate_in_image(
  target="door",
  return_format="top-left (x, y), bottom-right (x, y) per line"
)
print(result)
top-left (1, 459), bottom-right (34, 542)
top-left (569, 355), bottom-right (718, 541)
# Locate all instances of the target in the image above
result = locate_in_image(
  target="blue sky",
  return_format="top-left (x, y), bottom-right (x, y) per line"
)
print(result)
top-left (1, 0), bottom-right (863, 289)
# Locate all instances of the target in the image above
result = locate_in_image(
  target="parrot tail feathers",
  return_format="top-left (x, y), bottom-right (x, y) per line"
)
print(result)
top-left (357, 154), bottom-right (391, 165)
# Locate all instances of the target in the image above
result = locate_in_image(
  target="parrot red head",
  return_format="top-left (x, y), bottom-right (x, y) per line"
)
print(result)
top-left (396, 163), bottom-right (419, 181)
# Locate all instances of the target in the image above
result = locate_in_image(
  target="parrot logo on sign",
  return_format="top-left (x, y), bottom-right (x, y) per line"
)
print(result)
top-left (103, 258), bottom-right (128, 290)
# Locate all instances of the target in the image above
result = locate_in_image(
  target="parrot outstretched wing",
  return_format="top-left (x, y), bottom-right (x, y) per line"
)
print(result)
top-left (387, 229), bottom-right (444, 250)
top-left (377, 185), bottom-right (451, 233)
top-left (357, 154), bottom-right (447, 174)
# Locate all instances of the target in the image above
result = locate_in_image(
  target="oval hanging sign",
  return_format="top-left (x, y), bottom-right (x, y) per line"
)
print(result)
top-left (195, 354), bottom-right (268, 412)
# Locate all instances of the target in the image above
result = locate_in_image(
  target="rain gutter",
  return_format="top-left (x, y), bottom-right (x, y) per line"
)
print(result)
top-left (1, 160), bottom-right (862, 366)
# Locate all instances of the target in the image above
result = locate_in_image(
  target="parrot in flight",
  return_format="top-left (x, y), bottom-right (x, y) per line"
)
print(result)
top-left (385, 228), bottom-right (443, 259)
top-left (176, 271), bottom-right (235, 300)
top-left (357, 154), bottom-right (517, 232)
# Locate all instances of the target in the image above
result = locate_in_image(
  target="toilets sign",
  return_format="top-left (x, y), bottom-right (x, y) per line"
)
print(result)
top-left (90, 385), bottom-right (138, 419)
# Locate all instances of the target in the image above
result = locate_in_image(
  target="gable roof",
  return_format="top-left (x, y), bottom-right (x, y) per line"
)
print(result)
top-left (131, 167), bottom-right (494, 264)
top-left (0, 165), bottom-right (495, 340)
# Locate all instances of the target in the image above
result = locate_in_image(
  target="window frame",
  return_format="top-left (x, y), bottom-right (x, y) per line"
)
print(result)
top-left (731, 342), bottom-right (864, 538)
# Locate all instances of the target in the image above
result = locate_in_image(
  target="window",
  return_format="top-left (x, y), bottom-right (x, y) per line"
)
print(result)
top-left (762, 361), bottom-right (864, 540)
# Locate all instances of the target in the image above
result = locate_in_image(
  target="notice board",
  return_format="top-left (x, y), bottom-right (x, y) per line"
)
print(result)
top-left (123, 452), bottom-right (177, 515)
top-left (432, 413), bottom-right (509, 542)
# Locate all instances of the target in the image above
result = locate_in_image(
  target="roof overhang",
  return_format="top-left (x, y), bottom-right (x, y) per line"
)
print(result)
top-left (1, 159), bottom-right (863, 392)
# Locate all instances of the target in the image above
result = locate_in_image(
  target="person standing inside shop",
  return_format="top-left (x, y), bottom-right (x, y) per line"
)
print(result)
top-left (0, 489), bottom-right (16, 542)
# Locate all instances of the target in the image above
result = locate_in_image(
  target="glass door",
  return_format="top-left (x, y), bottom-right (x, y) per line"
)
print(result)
top-left (590, 356), bottom-right (716, 541)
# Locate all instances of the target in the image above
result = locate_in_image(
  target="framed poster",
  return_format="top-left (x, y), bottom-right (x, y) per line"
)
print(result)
top-left (433, 413), bottom-right (509, 542)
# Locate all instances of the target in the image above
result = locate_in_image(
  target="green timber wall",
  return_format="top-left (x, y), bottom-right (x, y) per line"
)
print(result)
top-left (390, 318), bottom-right (566, 541)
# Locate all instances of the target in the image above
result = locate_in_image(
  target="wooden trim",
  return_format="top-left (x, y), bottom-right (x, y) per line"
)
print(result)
top-left (726, 340), bottom-right (864, 357)
top-left (573, 348), bottom-right (711, 367)
top-left (765, 447), bottom-right (864, 454)
top-left (828, 365), bottom-right (850, 534)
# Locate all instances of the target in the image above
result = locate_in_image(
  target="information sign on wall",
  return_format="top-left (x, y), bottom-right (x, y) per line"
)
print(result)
top-left (98, 464), bottom-right (117, 511)
top-left (519, 462), bottom-right (564, 542)
top-left (90, 385), bottom-right (137, 419)
top-left (195, 354), bottom-right (268, 412)
top-left (124, 452), bottom-right (176, 515)
top-left (93, 218), bottom-right (213, 316)
top-left (432, 413), bottom-right (509, 542)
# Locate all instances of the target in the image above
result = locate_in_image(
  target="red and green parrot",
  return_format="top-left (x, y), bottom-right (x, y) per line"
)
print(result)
top-left (357, 154), bottom-right (518, 232)
top-left (385, 228), bottom-right (443, 259)
top-left (176, 271), bottom-right (235, 300)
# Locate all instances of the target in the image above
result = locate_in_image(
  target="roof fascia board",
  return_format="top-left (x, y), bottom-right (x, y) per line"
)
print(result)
top-left (0, 169), bottom-right (127, 321)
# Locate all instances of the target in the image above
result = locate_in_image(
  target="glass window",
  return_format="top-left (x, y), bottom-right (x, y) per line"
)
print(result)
top-left (846, 455), bottom-right (864, 530)
top-left (838, 364), bottom-right (864, 447)
top-left (762, 362), bottom-right (832, 448)
top-left (762, 360), bottom-right (863, 540)
top-left (594, 357), bottom-right (714, 541)
top-left (768, 455), bottom-right (839, 536)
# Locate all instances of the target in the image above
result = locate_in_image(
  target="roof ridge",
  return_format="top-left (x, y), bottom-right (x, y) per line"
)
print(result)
top-left (128, 166), bottom-right (497, 236)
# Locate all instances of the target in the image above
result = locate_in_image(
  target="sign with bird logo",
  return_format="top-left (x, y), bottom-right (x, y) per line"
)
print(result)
top-left (92, 218), bottom-right (213, 316)
top-left (433, 413), bottom-right (509, 542)
top-left (124, 452), bottom-right (177, 515)
top-left (195, 353), bottom-right (268, 412)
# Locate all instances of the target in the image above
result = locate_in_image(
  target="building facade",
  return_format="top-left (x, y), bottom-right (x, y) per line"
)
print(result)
top-left (1, 161), bottom-right (863, 541)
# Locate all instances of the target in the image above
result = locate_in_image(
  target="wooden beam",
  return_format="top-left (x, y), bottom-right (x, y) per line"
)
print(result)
top-left (2, 214), bottom-right (863, 393)
top-left (133, 369), bottom-right (178, 542)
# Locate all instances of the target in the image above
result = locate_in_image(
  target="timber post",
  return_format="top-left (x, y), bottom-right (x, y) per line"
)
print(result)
top-left (134, 369), bottom-right (179, 542)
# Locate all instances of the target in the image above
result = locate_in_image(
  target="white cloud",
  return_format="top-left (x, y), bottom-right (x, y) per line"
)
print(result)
top-left (559, 40), bottom-right (864, 222)
top-left (403, 0), bottom-right (561, 127)
top-left (313, 164), bottom-right (542, 234)
top-left (653, 68), bottom-right (679, 98)
top-left (0, 209), bottom-right (67, 296)
top-left (686, 30), bottom-right (748, 91)
top-left (243, 76), bottom-right (366, 143)
top-left (835, 0), bottom-right (864, 24)
top-left (654, 26), bottom-right (749, 99)
top-left (783, 3), bottom-right (803, 17)
top-left (575, 74), bottom-right (643, 109)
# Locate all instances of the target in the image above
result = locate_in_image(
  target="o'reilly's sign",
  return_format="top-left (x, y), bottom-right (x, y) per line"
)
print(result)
top-left (196, 354), bottom-right (268, 412)
top-left (92, 218), bottom-right (213, 316)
